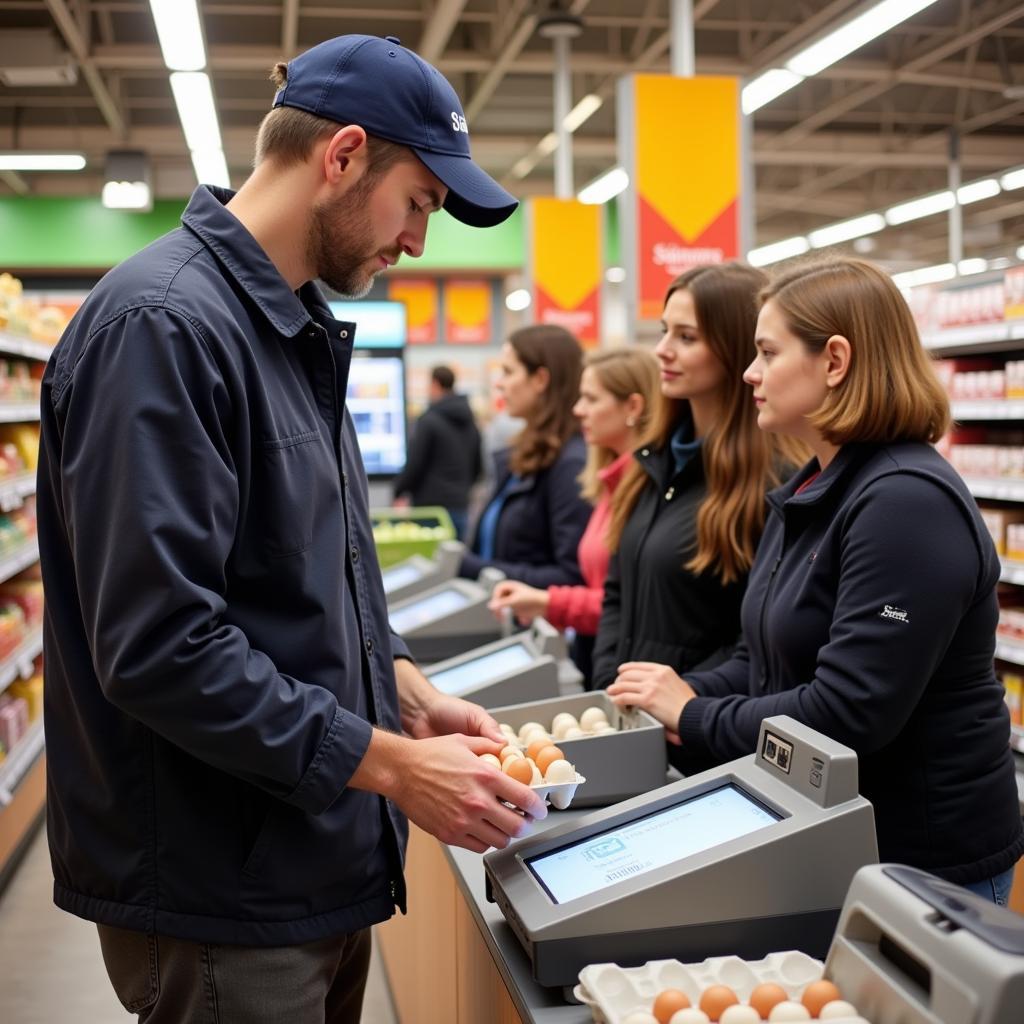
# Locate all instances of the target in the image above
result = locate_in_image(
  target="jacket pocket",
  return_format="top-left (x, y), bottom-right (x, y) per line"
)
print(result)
top-left (259, 430), bottom-right (321, 557)
top-left (240, 809), bottom-right (277, 880)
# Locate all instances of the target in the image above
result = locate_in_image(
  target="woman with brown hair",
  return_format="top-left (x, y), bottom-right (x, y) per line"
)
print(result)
top-left (609, 256), bottom-right (1024, 902)
top-left (591, 262), bottom-right (801, 690)
top-left (459, 325), bottom-right (590, 587)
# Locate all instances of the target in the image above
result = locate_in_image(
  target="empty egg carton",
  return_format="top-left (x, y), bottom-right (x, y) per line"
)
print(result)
top-left (531, 772), bottom-right (587, 810)
top-left (574, 951), bottom-right (867, 1023)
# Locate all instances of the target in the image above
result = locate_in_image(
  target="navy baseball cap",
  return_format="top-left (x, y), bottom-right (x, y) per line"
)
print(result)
top-left (272, 34), bottom-right (518, 228)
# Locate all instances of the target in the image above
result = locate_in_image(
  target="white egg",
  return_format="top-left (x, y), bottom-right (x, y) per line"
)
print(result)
top-left (818, 1001), bottom-right (860, 1020)
top-left (622, 1014), bottom-right (659, 1024)
top-left (499, 723), bottom-right (517, 736)
top-left (563, 725), bottom-right (586, 739)
top-left (530, 762), bottom-right (543, 784)
top-left (521, 727), bottom-right (551, 746)
top-left (551, 712), bottom-right (578, 734)
top-left (500, 748), bottom-right (523, 762)
top-left (769, 1002), bottom-right (811, 1021)
top-left (543, 759), bottom-right (577, 783)
top-left (593, 722), bottom-right (617, 734)
top-left (579, 706), bottom-right (609, 730)
top-left (670, 1011), bottom-right (711, 1024)
top-left (720, 1007), bottom-right (761, 1024)
top-left (517, 721), bottom-right (545, 740)
top-left (479, 754), bottom-right (501, 769)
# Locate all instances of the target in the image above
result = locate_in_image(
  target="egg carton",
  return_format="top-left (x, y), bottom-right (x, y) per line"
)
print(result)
top-left (573, 951), bottom-right (869, 1024)
top-left (530, 772), bottom-right (587, 810)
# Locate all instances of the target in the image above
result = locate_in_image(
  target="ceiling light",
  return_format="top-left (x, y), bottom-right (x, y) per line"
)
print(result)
top-left (0, 153), bottom-right (85, 171)
top-left (747, 236), bottom-right (810, 267)
top-left (884, 190), bottom-right (954, 225)
top-left (1001, 168), bottom-right (1024, 191)
top-left (103, 150), bottom-right (152, 211)
top-left (564, 94), bottom-right (602, 133)
top-left (786, 0), bottom-right (940, 77)
top-left (742, 69), bottom-right (804, 115)
top-left (1017, 245), bottom-right (1024, 261)
top-left (989, 257), bottom-right (1012, 271)
top-left (170, 72), bottom-right (223, 152)
top-left (890, 263), bottom-right (956, 289)
top-left (957, 178), bottom-right (1000, 205)
top-left (536, 132), bottom-right (559, 157)
top-left (190, 148), bottom-right (230, 188)
top-left (505, 289), bottom-right (531, 312)
top-left (149, 0), bottom-right (206, 71)
top-left (957, 258), bottom-right (989, 276)
top-left (605, 266), bottom-right (626, 284)
top-left (808, 213), bottom-right (886, 249)
top-left (578, 166), bottom-right (628, 205)
top-left (510, 156), bottom-right (536, 179)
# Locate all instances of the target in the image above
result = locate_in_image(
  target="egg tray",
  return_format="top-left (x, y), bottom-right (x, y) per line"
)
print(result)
top-left (573, 952), bottom-right (865, 1024)
top-left (527, 772), bottom-right (587, 810)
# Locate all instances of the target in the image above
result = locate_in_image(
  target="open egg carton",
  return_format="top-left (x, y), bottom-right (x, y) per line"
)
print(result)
top-left (575, 951), bottom-right (871, 1023)
top-left (529, 772), bottom-right (587, 810)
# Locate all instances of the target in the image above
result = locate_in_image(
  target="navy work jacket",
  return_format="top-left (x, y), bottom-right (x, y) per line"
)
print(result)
top-left (38, 186), bottom-right (410, 946)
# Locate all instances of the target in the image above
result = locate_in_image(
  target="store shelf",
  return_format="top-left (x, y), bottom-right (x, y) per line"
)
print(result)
top-left (996, 637), bottom-right (1024, 667)
top-left (0, 331), bottom-right (54, 363)
top-left (0, 473), bottom-right (34, 514)
top-left (0, 719), bottom-right (44, 807)
top-left (1013, 726), bottom-right (1024, 755)
top-left (0, 404), bottom-right (38, 423)
top-left (952, 400), bottom-right (1024, 420)
top-left (923, 319), bottom-right (1024, 354)
top-left (0, 541), bottom-right (38, 586)
top-left (0, 629), bottom-right (42, 700)
top-left (965, 479), bottom-right (1024, 502)
top-left (1001, 560), bottom-right (1024, 586)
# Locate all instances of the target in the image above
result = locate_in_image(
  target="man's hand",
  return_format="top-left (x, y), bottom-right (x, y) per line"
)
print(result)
top-left (488, 581), bottom-right (550, 626)
top-left (606, 661), bottom-right (697, 745)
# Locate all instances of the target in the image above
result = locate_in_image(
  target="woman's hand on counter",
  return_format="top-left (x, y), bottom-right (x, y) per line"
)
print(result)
top-left (488, 580), bottom-right (550, 626)
top-left (606, 661), bottom-right (698, 745)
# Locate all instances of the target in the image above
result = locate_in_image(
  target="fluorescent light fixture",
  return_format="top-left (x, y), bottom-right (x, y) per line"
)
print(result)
top-left (510, 155), bottom-right (536, 179)
top-left (536, 132), bottom-right (559, 157)
top-left (957, 178), bottom-right (1000, 205)
top-left (787, 0), bottom-right (940, 78)
top-left (149, 0), bottom-right (206, 71)
top-left (742, 68), bottom-right (804, 115)
top-left (891, 263), bottom-right (956, 289)
top-left (747, 236), bottom-right (810, 267)
top-left (605, 266), bottom-right (626, 284)
top-left (808, 213), bottom-right (886, 249)
top-left (957, 258), bottom-right (989, 276)
top-left (1017, 245), bottom-right (1024, 261)
top-left (578, 166), bottom-right (628, 205)
top-left (0, 153), bottom-right (85, 171)
top-left (190, 148), bottom-right (230, 188)
top-left (102, 180), bottom-right (152, 210)
top-left (170, 72), bottom-right (223, 152)
top-left (989, 257), bottom-right (1012, 271)
top-left (564, 93), bottom-right (602, 133)
top-left (1000, 167), bottom-right (1024, 191)
top-left (884, 189), bottom-right (954, 225)
top-left (505, 289), bottom-right (531, 312)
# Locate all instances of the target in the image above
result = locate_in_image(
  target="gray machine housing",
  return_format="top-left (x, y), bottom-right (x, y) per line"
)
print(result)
top-left (826, 863), bottom-right (1024, 1024)
top-left (486, 690), bottom-right (665, 806)
top-left (382, 540), bottom-right (464, 604)
top-left (425, 619), bottom-right (578, 708)
top-left (388, 568), bottom-right (507, 663)
top-left (485, 716), bottom-right (878, 988)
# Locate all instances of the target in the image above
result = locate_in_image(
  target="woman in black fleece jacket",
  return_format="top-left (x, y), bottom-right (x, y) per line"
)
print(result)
top-left (609, 257), bottom-right (1024, 903)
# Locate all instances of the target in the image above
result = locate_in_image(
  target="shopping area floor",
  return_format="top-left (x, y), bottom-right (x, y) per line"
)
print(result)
top-left (0, 825), bottom-right (399, 1023)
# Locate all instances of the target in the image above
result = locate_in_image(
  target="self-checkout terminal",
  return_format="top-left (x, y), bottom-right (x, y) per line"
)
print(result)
top-left (388, 568), bottom-right (508, 663)
top-left (381, 541), bottom-right (464, 605)
top-left (485, 716), bottom-right (878, 989)
top-left (425, 618), bottom-right (584, 707)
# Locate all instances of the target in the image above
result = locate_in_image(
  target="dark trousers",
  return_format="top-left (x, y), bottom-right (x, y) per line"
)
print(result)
top-left (97, 923), bottom-right (372, 1024)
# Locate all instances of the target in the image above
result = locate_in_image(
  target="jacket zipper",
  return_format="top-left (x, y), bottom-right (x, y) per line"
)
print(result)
top-left (758, 554), bottom-right (782, 692)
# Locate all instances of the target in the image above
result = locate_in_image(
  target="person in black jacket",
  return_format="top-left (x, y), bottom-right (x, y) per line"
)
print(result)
top-left (460, 325), bottom-right (590, 589)
top-left (392, 365), bottom-right (482, 539)
top-left (609, 256), bottom-right (1024, 902)
top-left (591, 263), bottom-right (802, 691)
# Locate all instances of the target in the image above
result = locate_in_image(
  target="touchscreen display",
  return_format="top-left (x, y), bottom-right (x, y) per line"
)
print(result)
top-left (390, 588), bottom-right (470, 634)
top-left (525, 784), bottom-right (781, 904)
top-left (381, 564), bottom-right (423, 593)
top-left (428, 644), bottom-right (533, 695)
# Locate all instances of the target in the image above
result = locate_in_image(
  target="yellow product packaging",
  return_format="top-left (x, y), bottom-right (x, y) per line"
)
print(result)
top-left (0, 423), bottom-right (40, 472)
top-left (8, 674), bottom-right (43, 722)
top-left (1002, 672), bottom-right (1023, 727)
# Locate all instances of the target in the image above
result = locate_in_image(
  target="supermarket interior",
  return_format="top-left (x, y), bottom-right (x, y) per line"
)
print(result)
top-left (2, 1), bottom-right (1024, 1023)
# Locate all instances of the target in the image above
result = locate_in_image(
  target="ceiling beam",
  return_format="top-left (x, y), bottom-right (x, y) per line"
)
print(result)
top-left (0, 171), bottom-right (29, 196)
top-left (417, 0), bottom-right (468, 64)
top-left (463, 0), bottom-right (541, 123)
top-left (282, 0), bottom-right (300, 56)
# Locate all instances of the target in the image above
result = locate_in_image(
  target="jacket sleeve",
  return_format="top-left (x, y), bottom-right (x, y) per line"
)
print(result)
top-left (545, 584), bottom-right (604, 636)
top-left (391, 413), bottom-right (432, 499)
top-left (590, 552), bottom-right (623, 688)
top-left (51, 309), bottom-right (370, 816)
top-left (684, 636), bottom-right (752, 697)
top-left (677, 475), bottom-right (987, 762)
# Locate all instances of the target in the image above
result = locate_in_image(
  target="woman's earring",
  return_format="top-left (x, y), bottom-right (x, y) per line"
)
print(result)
top-left (626, 417), bottom-right (637, 427)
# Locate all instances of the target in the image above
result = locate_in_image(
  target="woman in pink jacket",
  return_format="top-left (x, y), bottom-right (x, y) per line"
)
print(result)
top-left (489, 347), bottom-right (661, 662)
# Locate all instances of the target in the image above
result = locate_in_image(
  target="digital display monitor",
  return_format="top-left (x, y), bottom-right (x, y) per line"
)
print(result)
top-left (347, 354), bottom-right (407, 475)
top-left (328, 300), bottom-right (406, 348)
top-left (390, 588), bottom-right (471, 634)
top-left (428, 643), bottom-right (533, 695)
top-left (525, 784), bottom-right (781, 905)
top-left (381, 563), bottom-right (423, 593)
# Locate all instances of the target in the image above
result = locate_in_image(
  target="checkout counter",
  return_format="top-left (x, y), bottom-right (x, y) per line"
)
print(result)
top-left (381, 541), bottom-right (464, 604)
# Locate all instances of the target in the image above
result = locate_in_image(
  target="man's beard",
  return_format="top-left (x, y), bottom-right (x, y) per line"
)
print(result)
top-left (308, 179), bottom-right (395, 298)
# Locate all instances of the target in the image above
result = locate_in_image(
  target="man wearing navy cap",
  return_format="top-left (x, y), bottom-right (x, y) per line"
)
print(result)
top-left (38, 35), bottom-right (542, 1022)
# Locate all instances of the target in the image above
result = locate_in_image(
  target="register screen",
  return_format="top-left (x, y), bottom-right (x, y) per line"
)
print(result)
top-left (390, 588), bottom-right (470, 634)
top-left (525, 784), bottom-right (781, 904)
top-left (381, 564), bottom-right (423, 593)
top-left (428, 644), bottom-right (533, 695)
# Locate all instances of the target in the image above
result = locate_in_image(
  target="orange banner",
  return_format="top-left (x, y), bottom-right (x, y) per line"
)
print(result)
top-left (387, 278), bottom-right (438, 344)
top-left (444, 279), bottom-right (492, 343)
top-left (621, 75), bottom-right (740, 321)
top-left (529, 198), bottom-right (602, 348)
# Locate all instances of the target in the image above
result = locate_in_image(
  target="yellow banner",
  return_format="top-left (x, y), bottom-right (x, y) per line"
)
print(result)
top-left (387, 278), bottom-right (438, 344)
top-left (444, 279), bottom-right (492, 343)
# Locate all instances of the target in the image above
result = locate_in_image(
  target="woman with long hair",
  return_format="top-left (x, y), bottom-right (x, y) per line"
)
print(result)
top-left (609, 256), bottom-right (1023, 902)
top-left (591, 262), bottom-right (802, 690)
top-left (488, 347), bottom-right (661, 643)
top-left (459, 325), bottom-right (590, 587)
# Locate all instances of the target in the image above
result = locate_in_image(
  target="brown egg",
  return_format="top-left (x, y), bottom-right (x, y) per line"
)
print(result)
top-left (699, 985), bottom-right (739, 1022)
top-left (527, 738), bottom-right (555, 761)
top-left (801, 980), bottom-right (842, 1018)
top-left (652, 988), bottom-right (691, 1023)
top-left (749, 983), bottom-right (789, 1019)
top-left (502, 758), bottom-right (534, 784)
top-left (535, 745), bottom-right (566, 775)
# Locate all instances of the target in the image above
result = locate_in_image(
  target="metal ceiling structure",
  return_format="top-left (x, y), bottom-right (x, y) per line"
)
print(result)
top-left (0, 0), bottom-right (1023, 268)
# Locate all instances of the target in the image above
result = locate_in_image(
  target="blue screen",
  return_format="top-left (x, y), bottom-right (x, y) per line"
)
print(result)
top-left (428, 644), bottom-right (534, 695)
top-left (328, 301), bottom-right (406, 348)
top-left (390, 588), bottom-right (471, 634)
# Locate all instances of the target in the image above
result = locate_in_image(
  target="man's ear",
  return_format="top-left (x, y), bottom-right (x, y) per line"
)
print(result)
top-left (824, 334), bottom-right (851, 389)
top-left (322, 125), bottom-right (369, 186)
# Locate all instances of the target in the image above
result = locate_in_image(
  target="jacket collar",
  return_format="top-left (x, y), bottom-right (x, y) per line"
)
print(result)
top-left (181, 185), bottom-right (348, 341)
top-left (634, 408), bottom-right (704, 488)
top-left (767, 442), bottom-right (875, 515)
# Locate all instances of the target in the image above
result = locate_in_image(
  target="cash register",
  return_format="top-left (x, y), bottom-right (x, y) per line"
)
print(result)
top-left (381, 541), bottom-right (464, 605)
top-left (485, 716), bottom-right (878, 989)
